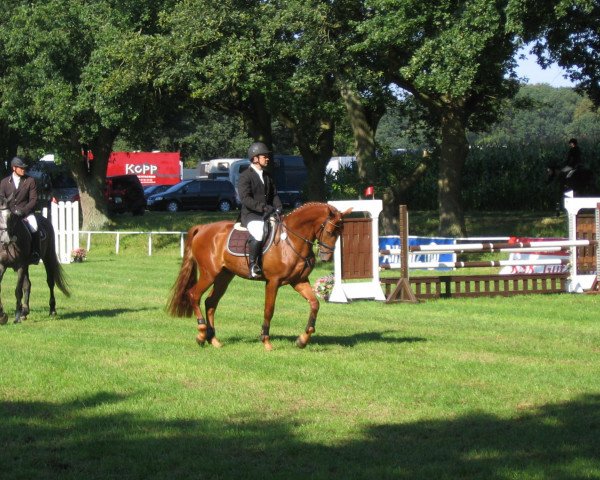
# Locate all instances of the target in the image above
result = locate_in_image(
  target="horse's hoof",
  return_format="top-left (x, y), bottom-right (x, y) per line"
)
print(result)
top-left (14, 317), bottom-right (22, 324)
top-left (209, 337), bottom-right (223, 348)
top-left (196, 323), bottom-right (208, 345)
top-left (295, 337), bottom-right (307, 349)
top-left (49, 310), bottom-right (57, 317)
top-left (262, 336), bottom-right (273, 351)
top-left (0, 313), bottom-right (8, 325)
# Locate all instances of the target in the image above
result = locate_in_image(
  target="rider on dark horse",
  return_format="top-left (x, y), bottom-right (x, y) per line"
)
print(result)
top-left (561, 138), bottom-right (583, 179)
top-left (0, 157), bottom-right (41, 264)
top-left (238, 142), bottom-right (282, 278)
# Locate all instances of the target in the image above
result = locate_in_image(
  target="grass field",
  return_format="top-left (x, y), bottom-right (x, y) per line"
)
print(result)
top-left (1, 210), bottom-right (598, 479)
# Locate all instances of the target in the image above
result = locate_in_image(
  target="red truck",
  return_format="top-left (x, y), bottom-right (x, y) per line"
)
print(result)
top-left (107, 151), bottom-right (182, 186)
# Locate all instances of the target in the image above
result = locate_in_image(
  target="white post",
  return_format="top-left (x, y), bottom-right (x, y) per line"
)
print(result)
top-left (328, 199), bottom-right (386, 302)
top-left (563, 193), bottom-right (600, 292)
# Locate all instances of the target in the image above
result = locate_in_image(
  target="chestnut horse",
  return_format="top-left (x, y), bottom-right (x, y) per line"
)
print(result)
top-left (167, 202), bottom-right (351, 350)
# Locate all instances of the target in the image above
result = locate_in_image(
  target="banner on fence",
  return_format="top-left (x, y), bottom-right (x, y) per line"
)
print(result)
top-left (499, 237), bottom-right (569, 275)
top-left (379, 236), bottom-right (456, 270)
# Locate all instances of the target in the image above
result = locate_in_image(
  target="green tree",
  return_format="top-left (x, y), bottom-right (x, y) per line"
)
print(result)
top-left (353, 0), bottom-right (524, 236)
top-left (159, 0), bottom-right (344, 201)
top-left (525, 0), bottom-right (600, 105)
top-left (472, 85), bottom-right (584, 145)
top-left (0, 0), bottom-right (176, 228)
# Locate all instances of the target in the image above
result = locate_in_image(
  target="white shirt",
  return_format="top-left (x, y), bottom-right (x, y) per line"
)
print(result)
top-left (11, 173), bottom-right (20, 189)
top-left (250, 164), bottom-right (264, 183)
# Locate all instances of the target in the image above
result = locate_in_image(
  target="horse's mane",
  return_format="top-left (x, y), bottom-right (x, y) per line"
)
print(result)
top-left (285, 202), bottom-right (333, 218)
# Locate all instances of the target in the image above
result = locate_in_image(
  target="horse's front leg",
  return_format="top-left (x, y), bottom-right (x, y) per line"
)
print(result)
top-left (292, 281), bottom-right (319, 349)
top-left (0, 266), bottom-right (7, 325)
top-left (14, 267), bottom-right (30, 323)
top-left (261, 280), bottom-right (281, 351)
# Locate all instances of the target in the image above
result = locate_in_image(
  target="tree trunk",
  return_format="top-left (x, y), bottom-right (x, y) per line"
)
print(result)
top-left (296, 120), bottom-right (334, 202)
top-left (0, 123), bottom-right (19, 177)
top-left (67, 128), bottom-right (117, 230)
top-left (277, 112), bottom-right (335, 202)
top-left (299, 150), bottom-right (329, 202)
top-left (340, 86), bottom-right (381, 184)
top-left (438, 110), bottom-right (468, 237)
top-left (244, 94), bottom-right (273, 148)
top-left (381, 188), bottom-right (398, 234)
top-left (380, 152), bottom-right (432, 234)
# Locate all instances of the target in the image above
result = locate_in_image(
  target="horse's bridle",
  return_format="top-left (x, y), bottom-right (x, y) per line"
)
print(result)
top-left (280, 211), bottom-right (343, 256)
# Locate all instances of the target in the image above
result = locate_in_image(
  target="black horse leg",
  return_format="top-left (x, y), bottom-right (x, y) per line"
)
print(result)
top-left (14, 267), bottom-right (30, 323)
top-left (0, 266), bottom-right (7, 325)
top-left (45, 263), bottom-right (57, 316)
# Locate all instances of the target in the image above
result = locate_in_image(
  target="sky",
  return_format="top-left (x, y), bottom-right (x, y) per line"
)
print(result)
top-left (514, 48), bottom-right (575, 88)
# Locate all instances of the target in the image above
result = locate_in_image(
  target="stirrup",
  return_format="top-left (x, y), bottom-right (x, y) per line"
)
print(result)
top-left (249, 263), bottom-right (263, 278)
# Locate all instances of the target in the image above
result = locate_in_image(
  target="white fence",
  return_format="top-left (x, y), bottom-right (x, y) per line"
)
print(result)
top-left (49, 201), bottom-right (185, 263)
top-left (80, 230), bottom-right (186, 257)
top-left (50, 201), bottom-right (80, 264)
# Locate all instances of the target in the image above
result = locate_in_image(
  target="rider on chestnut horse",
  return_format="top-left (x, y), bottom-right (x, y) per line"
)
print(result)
top-left (237, 142), bottom-right (283, 278)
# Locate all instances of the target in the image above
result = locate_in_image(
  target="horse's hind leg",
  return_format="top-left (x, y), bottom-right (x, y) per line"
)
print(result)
top-left (203, 270), bottom-right (235, 348)
top-left (0, 267), bottom-right (8, 325)
top-left (45, 264), bottom-right (57, 316)
top-left (291, 281), bottom-right (320, 349)
top-left (186, 270), bottom-right (217, 346)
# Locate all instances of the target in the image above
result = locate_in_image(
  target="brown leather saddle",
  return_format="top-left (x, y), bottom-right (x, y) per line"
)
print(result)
top-left (226, 220), bottom-right (277, 256)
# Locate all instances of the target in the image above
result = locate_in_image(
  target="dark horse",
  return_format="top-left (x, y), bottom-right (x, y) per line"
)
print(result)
top-left (547, 165), bottom-right (597, 197)
top-left (168, 202), bottom-right (352, 350)
top-left (0, 195), bottom-right (70, 324)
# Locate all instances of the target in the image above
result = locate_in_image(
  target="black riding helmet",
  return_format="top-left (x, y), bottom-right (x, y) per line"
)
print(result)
top-left (247, 142), bottom-right (271, 161)
top-left (11, 156), bottom-right (29, 169)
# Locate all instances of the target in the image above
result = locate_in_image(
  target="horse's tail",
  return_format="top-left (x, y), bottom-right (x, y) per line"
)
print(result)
top-left (167, 225), bottom-right (200, 317)
top-left (42, 220), bottom-right (71, 297)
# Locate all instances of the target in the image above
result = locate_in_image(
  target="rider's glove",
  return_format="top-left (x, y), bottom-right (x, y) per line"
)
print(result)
top-left (263, 205), bottom-right (275, 215)
top-left (275, 207), bottom-right (282, 215)
top-left (13, 208), bottom-right (23, 217)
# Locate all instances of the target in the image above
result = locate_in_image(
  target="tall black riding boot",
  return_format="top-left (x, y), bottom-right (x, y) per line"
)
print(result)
top-left (30, 231), bottom-right (41, 265)
top-left (248, 238), bottom-right (263, 278)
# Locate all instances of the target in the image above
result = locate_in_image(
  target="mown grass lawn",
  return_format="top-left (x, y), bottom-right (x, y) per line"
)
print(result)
top-left (0, 210), bottom-right (598, 479)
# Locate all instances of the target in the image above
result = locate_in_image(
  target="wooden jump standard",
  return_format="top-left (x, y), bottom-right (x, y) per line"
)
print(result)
top-left (383, 204), bottom-right (599, 303)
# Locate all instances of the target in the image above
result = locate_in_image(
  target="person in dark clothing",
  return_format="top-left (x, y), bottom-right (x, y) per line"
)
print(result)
top-left (0, 157), bottom-right (40, 264)
top-left (238, 142), bottom-right (282, 278)
top-left (562, 138), bottom-right (583, 175)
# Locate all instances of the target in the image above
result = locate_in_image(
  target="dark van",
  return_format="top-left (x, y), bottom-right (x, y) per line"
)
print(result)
top-left (146, 179), bottom-right (236, 213)
top-left (271, 155), bottom-right (307, 208)
top-left (233, 155), bottom-right (307, 208)
top-left (105, 174), bottom-right (146, 215)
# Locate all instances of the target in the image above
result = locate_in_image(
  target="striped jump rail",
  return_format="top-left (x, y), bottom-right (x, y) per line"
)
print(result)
top-left (407, 239), bottom-right (597, 254)
top-left (381, 258), bottom-right (570, 270)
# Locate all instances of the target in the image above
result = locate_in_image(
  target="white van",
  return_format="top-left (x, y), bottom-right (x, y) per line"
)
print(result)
top-left (197, 158), bottom-right (245, 179)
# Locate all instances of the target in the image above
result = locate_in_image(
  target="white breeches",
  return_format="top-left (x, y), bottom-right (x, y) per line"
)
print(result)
top-left (25, 214), bottom-right (38, 233)
top-left (247, 220), bottom-right (265, 241)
